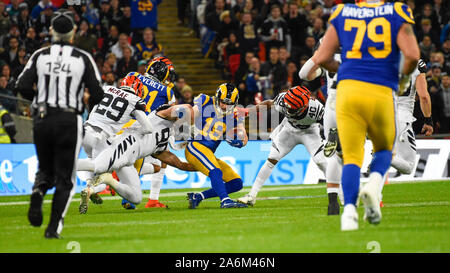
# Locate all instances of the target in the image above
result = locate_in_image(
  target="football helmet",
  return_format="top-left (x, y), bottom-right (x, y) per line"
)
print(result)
top-left (152, 56), bottom-right (177, 83)
top-left (283, 85), bottom-right (311, 117)
top-left (120, 73), bottom-right (144, 98)
top-left (145, 59), bottom-right (170, 83)
top-left (214, 83), bottom-right (239, 116)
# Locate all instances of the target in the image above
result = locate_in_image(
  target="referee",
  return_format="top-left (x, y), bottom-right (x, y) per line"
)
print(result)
top-left (15, 9), bottom-right (104, 239)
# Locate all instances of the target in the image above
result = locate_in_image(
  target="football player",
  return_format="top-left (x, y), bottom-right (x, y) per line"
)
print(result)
top-left (77, 74), bottom-right (153, 213)
top-left (237, 85), bottom-right (328, 207)
top-left (312, 0), bottom-right (420, 230)
top-left (185, 83), bottom-right (249, 209)
top-left (82, 103), bottom-right (197, 208)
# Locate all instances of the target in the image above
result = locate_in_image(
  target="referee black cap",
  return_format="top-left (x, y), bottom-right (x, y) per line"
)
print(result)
top-left (51, 9), bottom-right (75, 34)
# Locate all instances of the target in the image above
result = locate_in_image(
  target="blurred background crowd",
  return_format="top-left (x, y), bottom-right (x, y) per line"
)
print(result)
top-left (0, 0), bottom-right (449, 139)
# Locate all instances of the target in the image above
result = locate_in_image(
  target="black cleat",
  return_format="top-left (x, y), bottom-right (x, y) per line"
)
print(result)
top-left (28, 189), bottom-right (44, 227)
top-left (44, 230), bottom-right (61, 239)
top-left (327, 192), bottom-right (340, 215)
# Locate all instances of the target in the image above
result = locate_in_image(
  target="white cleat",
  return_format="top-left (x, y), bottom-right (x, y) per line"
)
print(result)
top-left (341, 204), bottom-right (359, 231)
top-left (79, 187), bottom-right (92, 214)
top-left (359, 181), bottom-right (382, 225)
top-left (237, 194), bottom-right (256, 207)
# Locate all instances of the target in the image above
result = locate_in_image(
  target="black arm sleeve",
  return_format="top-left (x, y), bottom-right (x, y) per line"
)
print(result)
top-left (14, 50), bottom-right (40, 101)
top-left (417, 59), bottom-right (427, 74)
top-left (1, 113), bottom-right (16, 139)
top-left (81, 52), bottom-right (104, 110)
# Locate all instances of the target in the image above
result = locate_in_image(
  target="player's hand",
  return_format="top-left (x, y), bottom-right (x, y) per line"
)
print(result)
top-left (421, 124), bottom-right (433, 136)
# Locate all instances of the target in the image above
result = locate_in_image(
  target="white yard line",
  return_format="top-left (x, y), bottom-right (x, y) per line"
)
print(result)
top-left (0, 179), bottom-right (448, 207)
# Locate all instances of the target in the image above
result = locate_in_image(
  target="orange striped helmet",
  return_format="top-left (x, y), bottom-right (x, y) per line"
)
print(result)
top-left (283, 85), bottom-right (311, 116)
top-left (120, 73), bottom-right (144, 98)
top-left (152, 56), bottom-right (174, 70)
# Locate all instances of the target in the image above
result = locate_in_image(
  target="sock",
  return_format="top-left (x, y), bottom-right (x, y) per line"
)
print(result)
top-left (342, 164), bottom-right (361, 206)
top-left (92, 184), bottom-right (107, 194)
top-left (200, 178), bottom-right (244, 200)
top-left (208, 168), bottom-right (228, 201)
top-left (149, 168), bottom-right (165, 200)
top-left (141, 163), bottom-right (155, 175)
top-left (378, 172), bottom-right (387, 201)
top-left (370, 150), bottom-right (392, 177)
top-left (326, 184), bottom-right (339, 194)
top-left (249, 160), bottom-right (275, 197)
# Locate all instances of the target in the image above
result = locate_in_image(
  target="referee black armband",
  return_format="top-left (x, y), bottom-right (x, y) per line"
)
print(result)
top-left (424, 117), bottom-right (433, 126)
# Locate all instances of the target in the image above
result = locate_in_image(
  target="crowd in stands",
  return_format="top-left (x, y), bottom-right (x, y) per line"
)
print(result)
top-left (0, 0), bottom-right (449, 134)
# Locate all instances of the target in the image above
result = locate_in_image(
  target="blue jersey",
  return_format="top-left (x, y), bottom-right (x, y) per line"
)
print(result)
top-left (130, 0), bottom-right (161, 30)
top-left (192, 94), bottom-right (243, 152)
top-left (126, 72), bottom-right (174, 114)
top-left (329, 2), bottom-right (415, 91)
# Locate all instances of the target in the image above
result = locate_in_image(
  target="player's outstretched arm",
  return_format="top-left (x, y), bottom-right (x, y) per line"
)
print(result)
top-left (133, 110), bottom-right (153, 134)
top-left (415, 73), bottom-right (433, 136)
top-left (152, 150), bottom-right (197, 171)
top-left (397, 23), bottom-right (420, 75)
top-left (158, 104), bottom-right (194, 124)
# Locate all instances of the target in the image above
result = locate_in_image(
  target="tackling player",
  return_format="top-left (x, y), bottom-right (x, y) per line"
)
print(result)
top-left (310, 0), bottom-right (420, 230)
top-left (236, 86), bottom-right (329, 209)
top-left (185, 83), bottom-right (249, 209)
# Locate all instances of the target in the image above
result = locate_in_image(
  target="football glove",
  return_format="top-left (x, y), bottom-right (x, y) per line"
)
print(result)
top-left (226, 139), bottom-right (244, 148)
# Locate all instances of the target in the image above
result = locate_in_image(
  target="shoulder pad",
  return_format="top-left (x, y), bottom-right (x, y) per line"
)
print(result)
top-left (394, 2), bottom-right (415, 25)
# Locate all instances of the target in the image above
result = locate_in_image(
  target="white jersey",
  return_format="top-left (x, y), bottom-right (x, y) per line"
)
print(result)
top-left (273, 92), bottom-right (324, 130)
top-left (85, 85), bottom-right (146, 137)
top-left (396, 59), bottom-right (427, 122)
top-left (94, 111), bottom-right (173, 173)
top-left (325, 54), bottom-right (341, 103)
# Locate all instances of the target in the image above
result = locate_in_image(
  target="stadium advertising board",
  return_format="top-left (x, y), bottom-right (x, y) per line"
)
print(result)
top-left (0, 140), bottom-right (449, 196)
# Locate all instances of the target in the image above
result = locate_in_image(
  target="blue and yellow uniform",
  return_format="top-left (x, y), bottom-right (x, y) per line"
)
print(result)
top-left (328, 1), bottom-right (414, 166)
top-left (185, 83), bottom-right (247, 208)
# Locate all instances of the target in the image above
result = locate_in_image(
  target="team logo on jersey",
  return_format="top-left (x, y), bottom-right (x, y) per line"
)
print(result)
top-left (107, 135), bottom-right (137, 171)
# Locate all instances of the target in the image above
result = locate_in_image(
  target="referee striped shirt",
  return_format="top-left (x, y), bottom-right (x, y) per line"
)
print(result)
top-left (15, 41), bottom-right (104, 114)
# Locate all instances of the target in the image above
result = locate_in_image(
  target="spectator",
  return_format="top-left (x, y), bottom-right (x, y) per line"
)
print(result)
top-left (30, 0), bottom-right (54, 21)
top-left (102, 24), bottom-right (119, 56)
top-left (415, 3), bottom-right (441, 37)
top-left (1, 23), bottom-right (20, 49)
top-left (0, 36), bottom-right (19, 66)
top-left (105, 53), bottom-right (117, 73)
top-left (34, 5), bottom-right (54, 41)
top-left (237, 12), bottom-right (259, 55)
top-left (135, 27), bottom-right (163, 61)
top-left (0, 75), bottom-right (16, 113)
top-left (285, 1), bottom-right (309, 63)
top-left (298, 35), bottom-right (316, 61)
top-left (116, 46), bottom-right (138, 79)
top-left (0, 102), bottom-right (16, 143)
top-left (175, 77), bottom-right (189, 98)
top-left (417, 18), bottom-right (440, 48)
top-left (223, 31), bottom-right (241, 79)
top-left (117, 5), bottom-right (131, 35)
top-left (321, 0), bottom-right (335, 22)
top-left (259, 4), bottom-right (291, 59)
top-left (217, 10), bottom-right (239, 44)
top-left (205, 0), bottom-right (229, 32)
top-left (428, 73), bottom-right (446, 133)
top-left (307, 17), bottom-right (325, 43)
top-left (286, 60), bottom-right (301, 89)
top-left (1, 64), bottom-right (15, 91)
top-left (11, 46), bottom-right (27, 79)
top-left (6, 0), bottom-right (20, 21)
top-left (234, 51), bottom-right (255, 95)
top-left (419, 35), bottom-right (436, 63)
top-left (137, 59), bottom-right (147, 75)
top-left (432, 0), bottom-right (449, 30)
top-left (178, 85), bottom-right (194, 105)
top-left (242, 56), bottom-right (264, 105)
top-left (98, 0), bottom-right (113, 38)
top-left (74, 19), bottom-right (98, 54)
top-left (103, 71), bottom-right (117, 87)
top-left (16, 2), bottom-right (32, 39)
top-left (439, 73), bottom-right (450, 132)
top-left (177, 0), bottom-right (190, 26)
top-left (110, 0), bottom-right (124, 28)
top-left (23, 27), bottom-right (41, 55)
top-left (0, 2), bottom-right (11, 37)
top-left (110, 33), bottom-right (135, 59)
top-left (442, 38), bottom-right (450, 72)
top-left (130, 0), bottom-right (162, 31)
top-left (427, 62), bottom-right (443, 93)
top-left (278, 45), bottom-right (290, 66)
top-left (260, 46), bottom-right (286, 97)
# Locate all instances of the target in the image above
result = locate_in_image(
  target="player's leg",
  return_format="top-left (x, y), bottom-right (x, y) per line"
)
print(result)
top-left (336, 80), bottom-right (371, 231)
top-left (238, 125), bottom-right (294, 205)
top-left (185, 142), bottom-right (246, 208)
top-left (391, 122), bottom-right (416, 175)
top-left (143, 156), bottom-right (167, 208)
top-left (97, 165), bottom-right (143, 205)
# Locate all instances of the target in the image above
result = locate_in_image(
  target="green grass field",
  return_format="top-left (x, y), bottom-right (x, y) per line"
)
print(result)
top-left (0, 180), bottom-right (449, 253)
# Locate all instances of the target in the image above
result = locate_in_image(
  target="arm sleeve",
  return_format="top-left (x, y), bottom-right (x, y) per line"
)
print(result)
top-left (417, 59), bottom-right (427, 73)
top-left (14, 49), bottom-right (40, 101)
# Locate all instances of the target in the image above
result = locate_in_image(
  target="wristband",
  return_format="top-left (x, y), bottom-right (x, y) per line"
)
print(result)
top-left (424, 117), bottom-right (433, 126)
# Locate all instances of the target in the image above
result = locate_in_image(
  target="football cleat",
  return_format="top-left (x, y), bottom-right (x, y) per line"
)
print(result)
top-left (359, 181), bottom-right (382, 225)
top-left (79, 187), bottom-right (92, 214)
top-left (341, 204), bottom-right (358, 231)
top-left (187, 192), bottom-right (202, 209)
top-left (121, 199), bottom-right (136, 210)
top-left (237, 194), bottom-right (256, 206)
top-left (324, 128), bottom-right (339, 157)
top-left (327, 193), bottom-right (340, 215)
top-left (221, 198), bottom-right (248, 208)
top-left (145, 199), bottom-right (168, 208)
top-left (28, 188), bottom-right (44, 227)
top-left (90, 192), bottom-right (103, 204)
